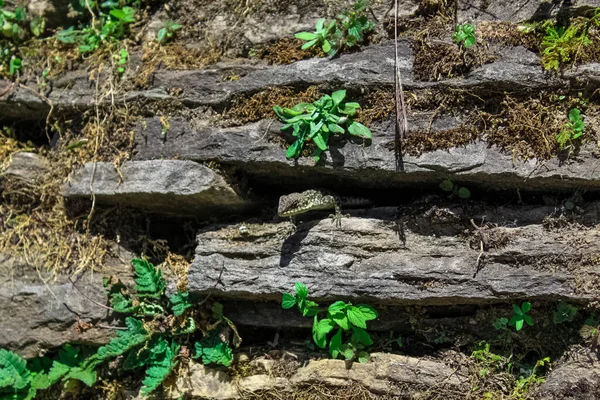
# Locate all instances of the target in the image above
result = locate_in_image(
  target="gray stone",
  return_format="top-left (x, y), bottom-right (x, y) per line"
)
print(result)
top-left (63, 160), bottom-right (254, 216)
top-left (458, 0), bottom-right (600, 23)
top-left (2, 152), bottom-right (49, 182)
top-left (134, 115), bottom-right (600, 193)
top-left (187, 206), bottom-right (600, 306)
top-left (0, 252), bottom-right (134, 357)
top-left (537, 357), bottom-right (600, 399)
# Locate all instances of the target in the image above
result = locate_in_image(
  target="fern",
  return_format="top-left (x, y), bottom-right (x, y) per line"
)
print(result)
top-left (170, 291), bottom-right (192, 316)
top-left (86, 317), bottom-right (149, 369)
top-left (133, 258), bottom-right (166, 298)
top-left (47, 345), bottom-right (96, 387)
top-left (194, 330), bottom-right (233, 367)
top-left (140, 340), bottom-right (180, 396)
top-left (0, 350), bottom-right (30, 391)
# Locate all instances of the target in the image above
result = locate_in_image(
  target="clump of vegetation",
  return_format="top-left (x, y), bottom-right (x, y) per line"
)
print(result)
top-left (553, 302), bottom-right (578, 324)
top-left (556, 108), bottom-right (585, 152)
top-left (509, 302), bottom-right (533, 331)
top-left (439, 179), bottom-right (471, 199)
top-left (273, 90), bottom-right (372, 162)
top-left (0, 0), bottom-right (44, 77)
top-left (295, 0), bottom-right (375, 57)
top-left (157, 21), bottom-right (182, 44)
top-left (539, 12), bottom-right (600, 71)
top-left (0, 258), bottom-right (238, 398)
top-left (56, 3), bottom-right (136, 54)
top-left (282, 282), bottom-right (378, 363)
top-left (452, 23), bottom-right (476, 48)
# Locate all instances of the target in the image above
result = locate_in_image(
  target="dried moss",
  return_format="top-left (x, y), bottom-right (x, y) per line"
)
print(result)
top-left (404, 124), bottom-right (479, 156)
top-left (254, 37), bottom-right (324, 65)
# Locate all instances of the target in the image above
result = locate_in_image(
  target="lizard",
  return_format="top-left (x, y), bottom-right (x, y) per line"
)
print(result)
top-left (277, 189), bottom-right (371, 227)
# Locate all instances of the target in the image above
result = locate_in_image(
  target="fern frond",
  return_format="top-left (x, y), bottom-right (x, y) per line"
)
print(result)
top-left (173, 317), bottom-right (196, 336)
top-left (0, 349), bottom-right (31, 390)
top-left (140, 342), bottom-right (180, 396)
top-left (169, 291), bottom-right (192, 316)
top-left (86, 317), bottom-right (149, 369)
top-left (47, 344), bottom-right (97, 387)
top-left (193, 330), bottom-right (233, 367)
top-left (132, 259), bottom-right (165, 298)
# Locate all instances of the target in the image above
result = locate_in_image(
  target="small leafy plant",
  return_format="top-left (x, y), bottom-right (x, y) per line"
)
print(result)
top-left (114, 48), bottom-right (128, 73)
top-left (56, 5), bottom-right (136, 54)
top-left (509, 302), bottom-right (533, 331)
top-left (452, 23), bottom-right (476, 49)
top-left (556, 108), bottom-right (585, 151)
top-left (295, 0), bottom-right (374, 57)
top-left (553, 302), bottom-right (577, 324)
top-left (282, 282), bottom-right (378, 363)
top-left (157, 21), bottom-right (182, 44)
top-left (273, 90), bottom-right (372, 162)
top-left (540, 15), bottom-right (598, 71)
top-left (440, 179), bottom-right (471, 199)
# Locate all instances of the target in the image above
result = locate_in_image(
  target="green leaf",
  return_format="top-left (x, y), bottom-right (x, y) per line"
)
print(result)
top-left (515, 319), bottom-right (524, 331)
top-left (568, 108), bottom-right (581, 122)
top-left (512, 304), bottom-right (523, 316)
top-left (523, 315), bottom-right (534, 327)
top-left (295, 31), bottom-right (318, 41)
top-left (347, 121), bottom-right (372, 139)
top-left (521, 302), bottom-right (531, 313)
top-left (141, 342), bottom-right (180, 395)
top-left (327, 123), bottom-right (345, 133)
top-left (0, 349), bottom-right (31, 390)
top-left (301, 39), bottom-right (318, 50)
top-left (350, 326), bottom-right (373, 346)
top-left (87, 317), bottom-right (148, 369)
top-left (170, 291), bottom-right (192, 316)
top-left (347, 306), bottom-right (368, 329)
top-left (358, 351), bottom-right (369, 363)
top-left (331, 312), bottom-right (350, 330)
top-left (341, 345), bottom-right (355, 360)
top-left (331, 90), bottom-right (346, 106)
top-left (355, 305), bottom-right (377, 321)
top-left (282, 293), bottom-right (296, 309)
top-left (464, 36), bottom-right (476, 48)
top-left (313, 317), bottom-right (335, 348)
top-left (301, 300), bottom-right (320, 317)
top-left (457, 187), bottom-right (471, 199)
top-left (194, 331), bottom-right (233, 367)
top-left (132, 258), bottom-right (166, 298)
top-left (313, 132), bottom-right (328, 151)
top-left (329, 328), bottom-right (343, 359)
top-left (328, 301), bottom-right (348, 314)
top-left (315, 18), bottom-right (325, 32)
top-left (9, 57), bottom-right (21, 76)
top-left (295, 282), bottom-right (308, 300)
top-left (30, 17), bottom-right (45, 37)
top-left (286, 139), bottom-right (302, 159)
top-left (322, 40), bottom-right (331, 53)
top-left (439, 180), bottom-right (454, 192)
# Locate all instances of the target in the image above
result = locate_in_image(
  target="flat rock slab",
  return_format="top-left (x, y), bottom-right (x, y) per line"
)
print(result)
top-left (135, 115), bottom-right (600, 193)
top-left (188, 207), bottom-right (600, 306)
top-left (4, 40), bottom-right (600, 120)
top-left (0, 252), bottom-right (133, 357)
top-left (63, 160), bottom-right (253, 216)
top-left (537, 356), bottom-right (600, 399)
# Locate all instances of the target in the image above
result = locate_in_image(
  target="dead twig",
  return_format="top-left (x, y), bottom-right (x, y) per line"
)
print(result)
top-left (197, 261), bottom-right (226, 307)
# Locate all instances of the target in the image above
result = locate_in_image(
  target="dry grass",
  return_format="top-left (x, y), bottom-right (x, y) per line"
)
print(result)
top-left (255, 37), bottom-right (324, 65)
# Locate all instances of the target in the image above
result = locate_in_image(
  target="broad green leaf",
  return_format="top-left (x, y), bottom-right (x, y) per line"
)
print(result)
top-left (295, 282), bottom-right (308, 300)
top-left (331, 312), bottom-right (350, 330)
top-left (331, 90), bottom-right (346, 106)
top-left (512, 304), bottom-right (523, 315)
top-left (327, 123), bottom-right (345, 133)
top-left (347, 121), bottom-right (372, 139)
top-left (350, 326), bottom-right (373, 346)
top-left (328, 301), bottom-right (348, 314)
top-left (439, 180), bottom-right (454, 192)
top-left (302, 300), bottom-right (320, 316)
top-left (347, 306), bottom-right (367, 329)
top-left (342, 345), bottom-right (355, 360)
top-left (515, 319), bottom-right (524, 331)
top-left (569, 108), bottom-right (581, 122)
top-left (281, 293), bottom-right (296, 309)
top-left (157, 28), bottom-right (166, 43)
top-left (322, 40), bottom-right (331, 53)
top-left (315, 18), bottom-right (325, 32)
top-left (295, 31), bottom-right (318, 41)
top-left (355, 305), bottom-right (377, 321)
top-left (457, 187), bottom-right (471, 199)
top-left (358, 351), bottom-right (369, 363)
top-left (313, 317), bottom-right (335, 348)
top-left (521, 302), bottom-right (531, 313)
top-left (524, 315), bottom-right (534, 327)
top-left (313, 132), bottom-right (328, 151)
top-left (170, 291), bottom-right (192, 316)
top-left (329, 328), bottom-right (342, 359)
top-left (286, 140), bottom-right (301, 159)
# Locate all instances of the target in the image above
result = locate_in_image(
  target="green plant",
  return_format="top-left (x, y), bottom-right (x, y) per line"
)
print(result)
top-left (157, 20), bottom-right (182, 44)
top-left (553, 302), bottom-right (577, 324)
top-left (493, 317), bottom-right (508, 330)
top-left (273, 90), bottom-right (372, 162)
top-left (452, 23), bottom-right (476, 48)
top-left (114, 48), bottom-right (128, 73)
top-left (282, 282), bottom-right (378, 363)
top-left (439, 179), bottom-right (471, 199)
top-left (85, 258), bottom-right (238, 395)
top-left (471, 341), bottom-right (506, 382)
top-left (540, 15), bottom-right (598, 71)
top-left (295, 0), bottom-right (374, 56)
top-left (56, 5), bottom-right (136, 54)
top-left (509, 302), bottom-right (533, 331)
top-left (511, 357), bottom-right (550, 399)
top-left (556, 108), bottom-right (585, 151)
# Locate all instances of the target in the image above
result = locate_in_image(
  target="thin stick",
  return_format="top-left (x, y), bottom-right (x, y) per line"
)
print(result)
top-left (69, 276), bottom-right (115, 312)
top-left (394, 0), bottom-right (409, 140)
top-left (197, 260), bottom-right (226, 307)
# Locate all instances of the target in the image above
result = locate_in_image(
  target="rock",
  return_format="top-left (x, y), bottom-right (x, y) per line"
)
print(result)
top-left (458, 0), bottom-right (600, 23)
top-left (0, 251), bottom-right (134, 357)
top-left (537, 357), bottom-right (600, 399)
top-left (134, 112), bottom-right (600, 193)
top-left (2, 152), bottom-right (49, 182)
top-left (166, 361), bottom-right (238, 399)
top-left (290, 352), bottom-right (469, 395)
top-left (27, 0), bottom-right (76, 28)
top-left (188, 206), bottom-right (600, 306)
top-left (63, 160), bottom-right (254, 217)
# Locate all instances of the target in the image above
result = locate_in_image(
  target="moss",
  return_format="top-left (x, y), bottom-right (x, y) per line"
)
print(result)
top-left (253, 37), bottom-right (324, 65)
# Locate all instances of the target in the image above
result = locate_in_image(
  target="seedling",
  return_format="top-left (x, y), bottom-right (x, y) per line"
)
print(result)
top-left (493, 317), bottom-right (508, 330)
top-left (273, 90), bottom-right (372, 163)
top-left (553, 302), bottom-right (577, 324)
top-left (452, 23), bottom-right (476, 49)
top-left (295, 0), bottom-right (374, 57)
top-left (440, 179), bottom-right (471, 199)
top-left (556, 108), bottom-right (585, 151)
top-left (115, 48), bottom-right (128, 73)
top-left (282, 282), bottom-right (378, 363)
top-left (157, 21), bottom-right (182, 44)
top-left (509, 302), bottom-right (533, 331)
